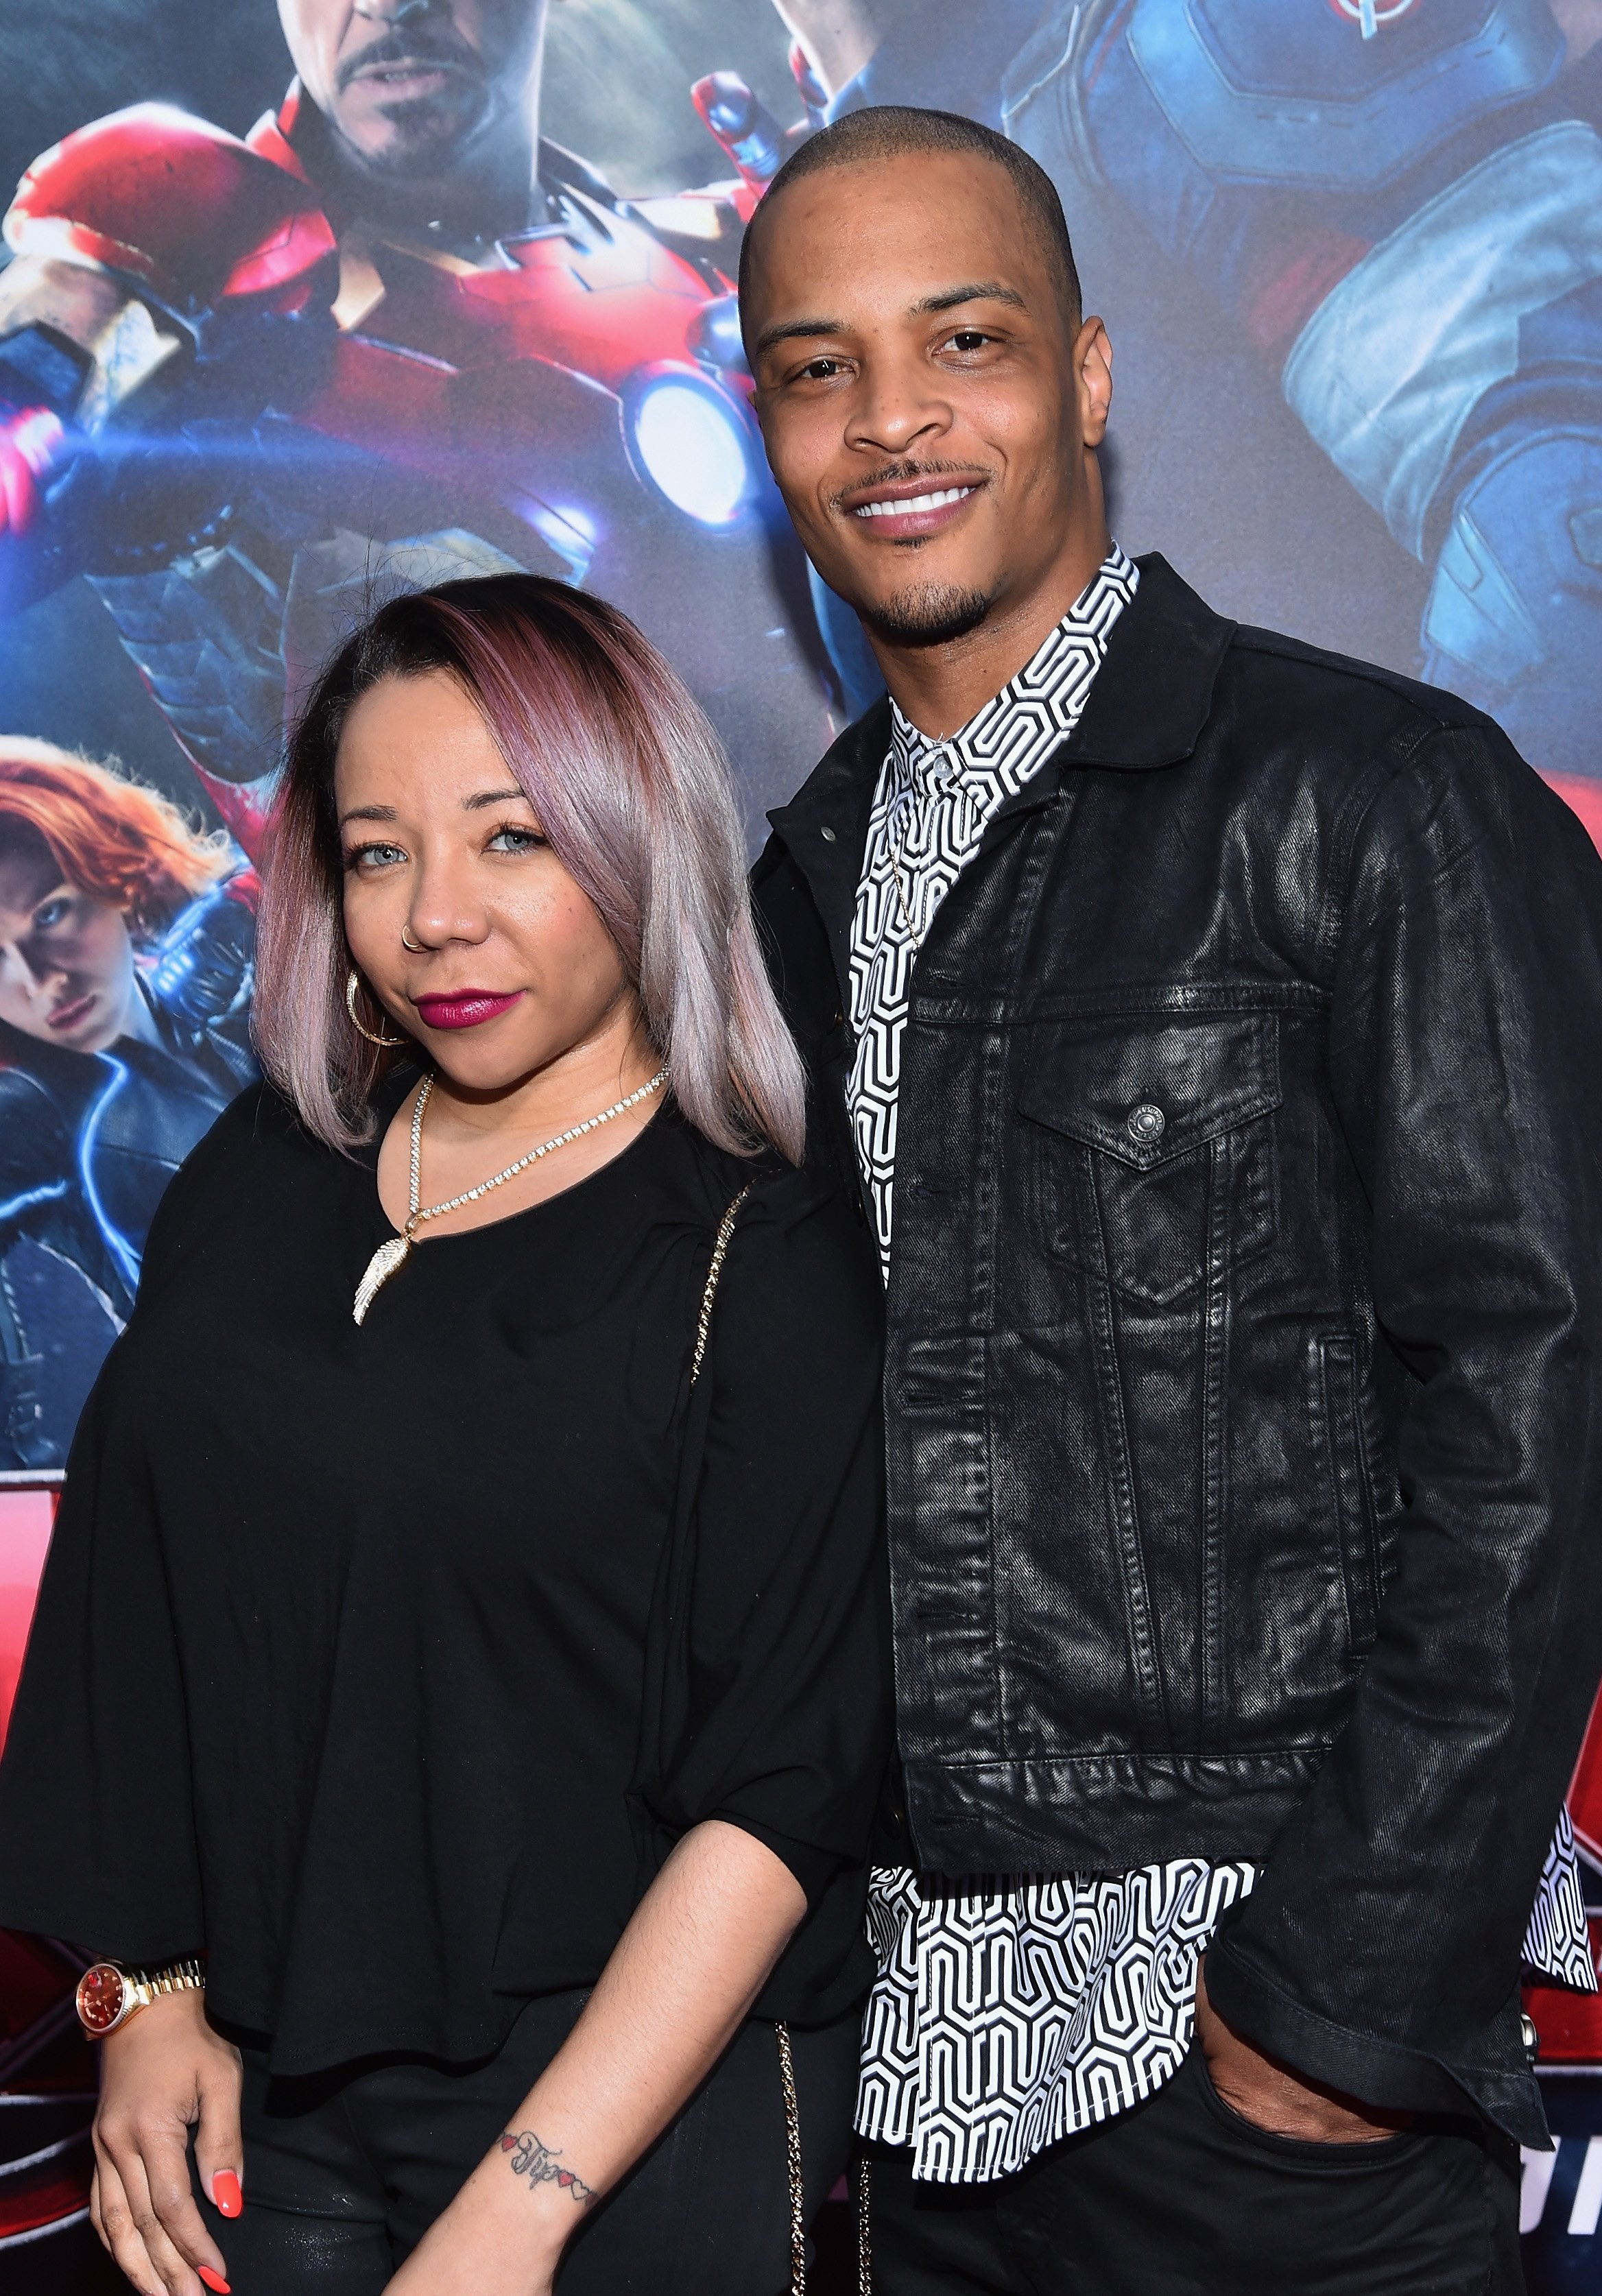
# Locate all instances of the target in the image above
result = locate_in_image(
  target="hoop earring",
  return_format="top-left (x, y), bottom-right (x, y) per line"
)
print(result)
top-left (346, 968), bottom-right (407, 1048)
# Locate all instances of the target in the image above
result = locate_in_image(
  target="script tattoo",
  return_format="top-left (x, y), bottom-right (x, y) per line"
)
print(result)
top-left (499, 2129), bottom-right (597, 2208)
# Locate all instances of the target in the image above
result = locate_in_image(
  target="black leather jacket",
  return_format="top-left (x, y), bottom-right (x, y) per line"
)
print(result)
top-left (752, 555), bottom-right (1602, 2147)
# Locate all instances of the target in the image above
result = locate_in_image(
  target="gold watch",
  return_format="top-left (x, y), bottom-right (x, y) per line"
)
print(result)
top-left (75, 1958), bottom-right (205, 2037)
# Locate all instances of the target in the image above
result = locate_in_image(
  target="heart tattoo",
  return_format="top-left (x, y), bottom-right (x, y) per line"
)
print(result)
top-left (500, 2129), bottom-right (597, 2208)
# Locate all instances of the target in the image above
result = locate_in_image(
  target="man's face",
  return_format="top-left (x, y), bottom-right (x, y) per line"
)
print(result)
top-left (278, 0), bottom-right (545, 178)
top-left (746, 152), bottom-right (1110, 647)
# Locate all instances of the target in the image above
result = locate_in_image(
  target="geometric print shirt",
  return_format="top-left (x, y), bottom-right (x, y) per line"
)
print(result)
top-left (846, 545), bottom-right (1138, 1273)
top-left (844, 546), bottom-right (1593, 2184)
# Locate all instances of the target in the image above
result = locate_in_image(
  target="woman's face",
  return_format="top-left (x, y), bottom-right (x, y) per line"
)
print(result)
top-left (0, 838), bottom-right (140, 1054)
top-left (336, 670), bottom-right (640, 1095)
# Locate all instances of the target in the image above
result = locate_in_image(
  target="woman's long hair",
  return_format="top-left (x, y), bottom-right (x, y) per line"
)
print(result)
top-left (0, 738), bottom-right (230, 940)
top-left (254, 576), bottom-right (807, 1161)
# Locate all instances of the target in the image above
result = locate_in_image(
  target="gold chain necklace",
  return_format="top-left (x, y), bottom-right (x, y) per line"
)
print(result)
top-left (352, 1065), bottom-right (669, 1325)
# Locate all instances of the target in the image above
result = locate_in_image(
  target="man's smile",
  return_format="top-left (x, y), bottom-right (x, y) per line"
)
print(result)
top-left (839, 471), bottom-right (990, 542)
top-left (852, 485), bottom-right (976, 518)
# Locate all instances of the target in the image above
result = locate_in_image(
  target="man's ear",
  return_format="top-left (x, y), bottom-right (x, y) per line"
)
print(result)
top-left (1075, 316), bottom-right (1113, 450)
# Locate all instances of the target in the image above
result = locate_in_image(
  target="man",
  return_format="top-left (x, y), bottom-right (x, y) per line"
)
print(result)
top-left (743, 104), bottom-right (1602, 2291)
top-left (0, 0), bottom-right (833, 852)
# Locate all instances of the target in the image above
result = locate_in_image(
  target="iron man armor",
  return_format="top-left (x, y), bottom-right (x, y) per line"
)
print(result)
top-left (0, 86), bottom-right (837, 850)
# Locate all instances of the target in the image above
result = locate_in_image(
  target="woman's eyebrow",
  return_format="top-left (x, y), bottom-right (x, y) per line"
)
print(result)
top-left (463, 787), bottom-right (531, 812)
top-left (337, 789), bottom-right (531, 828)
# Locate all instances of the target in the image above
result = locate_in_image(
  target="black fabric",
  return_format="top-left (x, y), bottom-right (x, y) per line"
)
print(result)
top-left (863, 2044), bottom-right (1524, 2296)
top-left (0, 1085), bottom-right (891, 2068)
top-left (187, 1990), bottom-right (862, 2294)
top-left (752, 553), bottom-right (1602, 2146)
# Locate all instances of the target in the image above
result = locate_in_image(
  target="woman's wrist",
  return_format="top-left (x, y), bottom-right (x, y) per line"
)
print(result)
top-left (404, 2127), bottom-right (597, 2287)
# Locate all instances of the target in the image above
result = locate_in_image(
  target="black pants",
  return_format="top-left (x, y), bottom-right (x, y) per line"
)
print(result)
top-left (191, 1991), bottom-right (861, 2293)
top-left (866, 2042), bottom-right (1525, 2296)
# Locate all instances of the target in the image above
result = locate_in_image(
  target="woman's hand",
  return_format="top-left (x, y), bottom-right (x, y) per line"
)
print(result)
top-left (1194, 1961), bottom-right (1413, 2142)
top-left (91, 1987), bottom-right (243, 2295)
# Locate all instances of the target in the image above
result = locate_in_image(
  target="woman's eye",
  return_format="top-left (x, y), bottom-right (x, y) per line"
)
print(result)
top-left (486, 826), bottom-right (547, 854)
top-left (32, 897), bottom-right (71, 931)
top-left (346, 842), bottom-right (407, 872)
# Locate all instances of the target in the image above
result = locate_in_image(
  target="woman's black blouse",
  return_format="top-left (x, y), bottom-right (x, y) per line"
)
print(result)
top-left (0, 1083), bottom-right (889, 2074)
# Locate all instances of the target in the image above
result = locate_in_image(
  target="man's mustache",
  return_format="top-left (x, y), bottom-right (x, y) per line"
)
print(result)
top-left (337, 26), bottom-right (484, 93)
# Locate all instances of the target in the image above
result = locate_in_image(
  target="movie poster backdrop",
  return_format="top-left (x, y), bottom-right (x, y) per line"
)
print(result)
top-left (2, 3), bottom-right (1602, 2285)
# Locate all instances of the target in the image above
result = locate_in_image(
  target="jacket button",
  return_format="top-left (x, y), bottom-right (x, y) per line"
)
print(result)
top-left (820, 825), bottom-right (837, 842)
top-left (1127, 1102), bottom-right (1167, 1145)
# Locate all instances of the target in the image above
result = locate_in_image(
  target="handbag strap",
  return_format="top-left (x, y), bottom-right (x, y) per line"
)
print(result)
top-left (776, 2020), bottom-right (806, 2296)
top-left (691, 1186), bottom-right (752, 1386)
top-left (686, 1185), bottom-right (808, 2291)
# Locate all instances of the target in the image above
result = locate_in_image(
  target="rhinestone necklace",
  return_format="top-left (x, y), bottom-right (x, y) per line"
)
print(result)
top-left (352, 1064), bottom-right (669, 1325)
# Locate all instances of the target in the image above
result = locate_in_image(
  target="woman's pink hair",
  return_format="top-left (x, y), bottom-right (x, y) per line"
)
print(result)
top-left (254, 575), bottom-right (806, 1161)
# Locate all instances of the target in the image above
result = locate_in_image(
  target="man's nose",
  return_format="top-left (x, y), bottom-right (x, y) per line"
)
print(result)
top-left (846, 358), bottom-right (953, 459)
top-left (353, 0), bottom-right (437, 23)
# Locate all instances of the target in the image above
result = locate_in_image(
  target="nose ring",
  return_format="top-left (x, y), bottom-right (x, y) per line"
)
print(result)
top-left (400, 926), bottom-right (424, 953)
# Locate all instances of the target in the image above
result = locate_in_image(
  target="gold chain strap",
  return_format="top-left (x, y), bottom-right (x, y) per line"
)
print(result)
top-left (691, 1186), bottom-right (752, 1384)
top-left (857, 2155), bottom-right (872, 2293)
top-left (776, 2020), bottom-right (806, 2296)
top-left (688, 1186), bottom-right (804, 2290)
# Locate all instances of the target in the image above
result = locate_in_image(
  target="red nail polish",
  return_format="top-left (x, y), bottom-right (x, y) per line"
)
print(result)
top-left (198, 2270), bottom-right (230, 2294)
top-left (211, 2170), bottom-right (243, 2218)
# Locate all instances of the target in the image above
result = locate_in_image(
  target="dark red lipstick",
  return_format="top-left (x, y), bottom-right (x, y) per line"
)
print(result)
top-left (412, 990), bottom-right (523, 1031)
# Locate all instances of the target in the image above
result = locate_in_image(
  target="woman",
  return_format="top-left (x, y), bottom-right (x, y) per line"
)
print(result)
top-left (0, 738), bottom-right (256, 1463)
top-left (0, 577), bottom-right (889, 2295)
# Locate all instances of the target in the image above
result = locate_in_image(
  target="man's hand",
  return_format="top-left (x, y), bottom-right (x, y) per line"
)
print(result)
top-left (1194, 1962), bottom-right (1413, 2142)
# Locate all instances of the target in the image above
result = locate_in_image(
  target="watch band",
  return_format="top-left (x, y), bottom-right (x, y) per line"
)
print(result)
top-left (76, 1957), bottom-right (205, 2037)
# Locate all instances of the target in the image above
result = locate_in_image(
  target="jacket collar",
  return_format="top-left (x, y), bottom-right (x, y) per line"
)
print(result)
top-left (766, 697), bottom-right (891, 1012)
top-left (766, 554), bottom-right (1236, 992)
top-left (1063, 553), bottom-right (1236, 769)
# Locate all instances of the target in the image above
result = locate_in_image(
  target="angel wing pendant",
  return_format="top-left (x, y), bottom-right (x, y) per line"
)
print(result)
top-left (353, 1235), bottom-right (412, 1326)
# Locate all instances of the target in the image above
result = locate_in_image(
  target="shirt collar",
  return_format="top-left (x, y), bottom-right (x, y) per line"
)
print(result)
top-left (885, 543), bottom-right (1138, 791)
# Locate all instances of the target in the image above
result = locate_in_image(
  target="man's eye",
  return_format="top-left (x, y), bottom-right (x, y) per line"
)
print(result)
top-left (943, 331), bottom-right (991, 354)
top-left (487, 826), bottom-right (547, 854)
top-left (346, 842), bottom-right (407, 872)
top-left (798, 357), bottom-right (844, 381)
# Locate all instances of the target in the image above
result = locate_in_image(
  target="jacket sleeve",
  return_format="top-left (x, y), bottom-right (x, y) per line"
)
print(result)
top-left (1205, 720), bottom-right (1602, 2147)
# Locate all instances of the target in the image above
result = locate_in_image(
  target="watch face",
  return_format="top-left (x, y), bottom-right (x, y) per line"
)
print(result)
top-left (76, 1963), bottom-right (126, 2035)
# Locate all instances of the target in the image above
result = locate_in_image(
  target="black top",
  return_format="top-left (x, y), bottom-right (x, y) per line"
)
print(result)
top-left (0, 1079), bottom-right (889, 2074)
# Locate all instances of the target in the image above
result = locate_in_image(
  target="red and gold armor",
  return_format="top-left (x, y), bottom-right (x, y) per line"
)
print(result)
top-left (0, 86), bottom-right (838, 850)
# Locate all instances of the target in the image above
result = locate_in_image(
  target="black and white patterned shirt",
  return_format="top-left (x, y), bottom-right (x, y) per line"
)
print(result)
top-left (845, 547), bottom-right (1592, 2185)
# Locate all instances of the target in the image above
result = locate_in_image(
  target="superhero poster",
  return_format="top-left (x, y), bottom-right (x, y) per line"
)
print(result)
top-left (3, 1), bottom-right (1602, 2286)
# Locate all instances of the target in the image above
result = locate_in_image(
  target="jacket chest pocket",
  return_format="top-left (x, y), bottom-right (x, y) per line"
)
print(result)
top-left (1017, 1014), bottom-right (1282, 1306)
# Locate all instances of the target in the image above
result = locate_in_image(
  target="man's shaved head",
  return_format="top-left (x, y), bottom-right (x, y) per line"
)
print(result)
top-left (739, 105), bottom-right (1082, 342)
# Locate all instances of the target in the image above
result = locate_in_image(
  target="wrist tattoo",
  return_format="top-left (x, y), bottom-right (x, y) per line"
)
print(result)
top-left (499, 2129), bottom-right (596, 2208)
